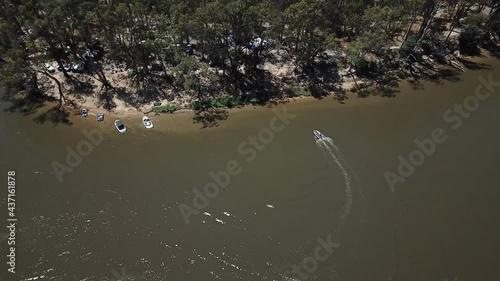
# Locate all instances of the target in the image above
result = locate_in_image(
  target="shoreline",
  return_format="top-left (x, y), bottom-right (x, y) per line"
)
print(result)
top-left (9, 50), bottom-right (497, 127)
top-left (62, 89), bottom-right (337, 118)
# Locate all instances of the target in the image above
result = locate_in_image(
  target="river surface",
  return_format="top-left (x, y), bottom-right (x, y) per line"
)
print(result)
top-left (0, 59), bottom-right (500, 281)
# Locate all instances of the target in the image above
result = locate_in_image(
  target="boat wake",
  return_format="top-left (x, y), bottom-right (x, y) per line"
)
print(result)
top-left (314, 131), bottom-right (353, 221)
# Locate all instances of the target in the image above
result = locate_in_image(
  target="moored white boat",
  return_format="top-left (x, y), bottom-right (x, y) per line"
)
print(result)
top-left (97, 112), bottom-right (104, 122)
top-left (142, 116), bottom-right (153, 129)
top-left (115, 120), bottom-right (127, 133)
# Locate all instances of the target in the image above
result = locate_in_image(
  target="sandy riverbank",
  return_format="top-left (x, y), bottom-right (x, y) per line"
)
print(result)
top-left (34, 46), bottom-right (498, 126)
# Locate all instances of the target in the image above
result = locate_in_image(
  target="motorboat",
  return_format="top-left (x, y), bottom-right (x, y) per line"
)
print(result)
top-left (97, 112), bottom-right (104, 122)
top-left (142, 116), bottom-right (153, 129)
top-left (82, 108), bottom-right (88, 117)
top-left (115, 120), bottom-right (127, 133)
top-left (313, 130), bottom-right (326, 140)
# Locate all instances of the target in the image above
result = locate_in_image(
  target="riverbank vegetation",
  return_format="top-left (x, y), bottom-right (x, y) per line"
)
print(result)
top-left (0, 0), bottom-right (499, 121)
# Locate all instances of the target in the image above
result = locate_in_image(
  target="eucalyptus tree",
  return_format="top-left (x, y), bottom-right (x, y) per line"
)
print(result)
top-left (445, 0), bottom-right (475, 43)
top-left (284, 0), bottom-right (328, 70)
top-left (0, 0), bottom-right (44, 99)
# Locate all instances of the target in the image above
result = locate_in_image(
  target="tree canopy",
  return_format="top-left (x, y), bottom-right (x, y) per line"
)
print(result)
top-left (0, 0), bottom-right (498, 107)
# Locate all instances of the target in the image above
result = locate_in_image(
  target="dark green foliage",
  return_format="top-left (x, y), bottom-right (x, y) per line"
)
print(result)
top-left (190, 96), bottom-right (241, 110)
top-left (152, 104), bottom-right (178, 113)
top-left (0, 0), bottom-right (499, 107)
top-left (459, 15), bottom-right (489, 55)
top-left (285, 86), bottom-right (310, 97)
top-left (400, 35), bottom-right (417, 56)
top-left (354, 57), bottom-right (377, 77)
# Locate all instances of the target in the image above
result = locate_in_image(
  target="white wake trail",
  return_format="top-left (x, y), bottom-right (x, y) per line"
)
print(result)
top-left (316, 137), bottom-right (353, 220)
top-left (327, 139), bottom-right (363, 197)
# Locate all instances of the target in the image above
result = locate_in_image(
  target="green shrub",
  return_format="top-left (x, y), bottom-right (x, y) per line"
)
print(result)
top-left (459, 14), bottom-right (489, 55)
top-left (309, 86), bottom-right (327, 97)
top-left (190, 101), bottom-right (202, 110)
top-left (353, 56), bottom-right (377, 77)
top-left (287, 86), bottom-right (310, 97)
top-left (459, 25), bottom-right (484, 55)
top-left (152, 104), bottom-right (177, 113)
top-left (400, 35), bottom-right (417, 56)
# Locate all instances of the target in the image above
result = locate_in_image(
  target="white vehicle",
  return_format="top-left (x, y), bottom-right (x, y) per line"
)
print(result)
top-left (57, 64), bottom-right (70, 71)
top-left (44, 63), bottom-right (56, 73)
top-left (142, 116), bottom-right (153, 129)
top-left (71, 61), bottom-right (85, 73)
top-left (115, 120), bottom-right (127, 133)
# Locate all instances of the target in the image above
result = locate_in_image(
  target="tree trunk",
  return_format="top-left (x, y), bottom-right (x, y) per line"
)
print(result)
top-left (416, 4), bottom-right (437, 43)
top-left (39, 71), bottom-right (66, 104)
top-left (25, 72), bottom-right (42, 99)
top-left (91, 61), bottom-right (113, 89)
top-left (55, 59), bottom-right (72, 78)
top-left (446, 3), bottom-right (474, 43)
top-left (348, 66), bottom-right (360, 90)
top-left (401, 11), bottom-right (418, 49)
top-left (448, 2), bottom-right (458, 21)
top-left (445, 3), bottom-right (465, 43)
top-left (407, 2), bottom-right (439, 58)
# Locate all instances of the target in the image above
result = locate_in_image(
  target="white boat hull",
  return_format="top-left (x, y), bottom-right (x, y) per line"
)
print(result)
top-left (313, 130), bottom-right (326, 140)
top-left (142, 116), bottom-right (154, 129)
top-left (115, 120), bottom-right (127, 133)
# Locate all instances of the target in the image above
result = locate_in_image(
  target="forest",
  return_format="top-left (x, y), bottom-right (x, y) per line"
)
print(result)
top-left (0, 0), bottom-right (499, 116)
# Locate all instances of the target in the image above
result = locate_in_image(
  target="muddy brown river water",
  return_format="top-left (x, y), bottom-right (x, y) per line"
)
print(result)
top-left (0, 59), bottom-right (499, 281)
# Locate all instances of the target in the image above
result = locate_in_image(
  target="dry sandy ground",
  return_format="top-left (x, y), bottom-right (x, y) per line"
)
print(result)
top-left (40, 54), bottom-right (358, 118)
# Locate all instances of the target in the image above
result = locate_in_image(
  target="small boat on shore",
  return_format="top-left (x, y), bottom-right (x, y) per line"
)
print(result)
top-left (115, 120), bottom-right (127, 133)
top-left (142, 116), bottom-right (153, 129)
top-left (313, 130), bottom-right (326, 140)
top-left (97, 112), bottom-right (104, 122)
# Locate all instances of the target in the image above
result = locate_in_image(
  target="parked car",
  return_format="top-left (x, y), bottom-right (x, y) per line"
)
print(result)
top-left (71, 61), bottom-right (86, 73)
top-left (44, 63), bottom-right (56, 73)
top-left (57, 64), bottom-right (70, 72)
top-left (247, 38), bottom-right (269, 52)
top-left (84, 46), bottom-right (104, 61)
top-left (185, 43), bottom-right (194, 55)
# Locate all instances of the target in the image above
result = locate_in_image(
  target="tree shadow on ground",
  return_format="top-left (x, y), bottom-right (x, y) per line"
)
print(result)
top-left (459, 58), bottom-right (492, 70)
top-left (3, 84), bottom-right (76, 126)
top-left (32, 103), bottom-right (72, 126)
top-left (113, 76), bottom-right (172, 110)
top-left (377, 83), bottom-right (400, 97)
top-left (298, 60), bottom-right (341, 100)
top-left (236, 69), bottom-right (281, 105)
top-left (66, 77), bottom-right (96, 99)
top-left (136, 77), bottom-right (172, 105)
top-left (115, 87), bottom-right (140, 109)
top-left (484, 44), bottom-right (500, 59)
top-left (421, 67), bottom-right (462, 84)
top-left (97, 86), bottom-right (117, 111)
top-left (408, 79), bottom-right (426, 91)
top-left (5, 93), bottom-right (56, 116)
top-left (355, 81), bottom-right (400, 98)
top-left (354, 70), bottom-right (401, 98)
top-left (193, 108), bottom-right (228, 128)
